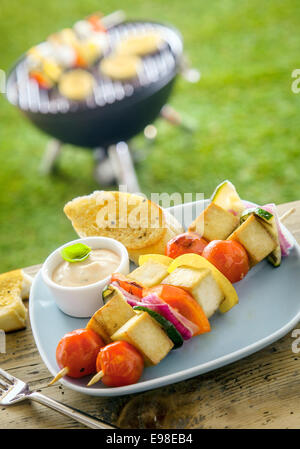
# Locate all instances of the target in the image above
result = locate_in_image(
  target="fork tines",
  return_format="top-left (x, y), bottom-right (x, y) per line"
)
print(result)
top-left (0, 368), bottom-right (15, 389)
top-left (0, 377), bottom-right (10, 391)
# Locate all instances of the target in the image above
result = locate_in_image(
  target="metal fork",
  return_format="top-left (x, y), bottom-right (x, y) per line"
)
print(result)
top-left (0, 368), bottom-right (116, 429)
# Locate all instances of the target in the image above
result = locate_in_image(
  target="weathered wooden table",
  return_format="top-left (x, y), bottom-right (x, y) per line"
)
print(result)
top-left (1, 201), bottom-right (300, 429)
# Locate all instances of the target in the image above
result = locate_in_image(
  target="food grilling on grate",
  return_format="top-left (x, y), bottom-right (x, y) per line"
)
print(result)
top-left (25, 15), bottom-right (168, 94)
top-left (26, 15), bottom-right (108, 91)
top-left (99, 53), bottom-right (142, 80)
top-left (58, 69), bottom-right (95, 101)
top-left (7, 20), bottom-right (182, 146)
top-left (116, 32), bottom-right (164, 56)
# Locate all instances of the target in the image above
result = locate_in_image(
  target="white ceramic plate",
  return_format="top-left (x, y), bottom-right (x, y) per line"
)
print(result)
top-left (29, 200), bottom-right (300, 396)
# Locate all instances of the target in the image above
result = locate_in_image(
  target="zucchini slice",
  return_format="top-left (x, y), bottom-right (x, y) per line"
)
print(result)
top-left (133, 306), bottom-right (184, 349)
top-left (102, 284), bottom-right (115, 303)
top-left (267, 246), bottom-right (281, 267)
top-left (240, 207), bottom-right (273, 224)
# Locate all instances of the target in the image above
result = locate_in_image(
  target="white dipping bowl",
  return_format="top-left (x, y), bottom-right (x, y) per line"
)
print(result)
top-left (41, 237), bottom-right (129, 318)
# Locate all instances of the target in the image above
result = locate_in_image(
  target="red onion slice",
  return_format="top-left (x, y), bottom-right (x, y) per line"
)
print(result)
top-left (110, 281), bottom-right (140, 306)
top-left (141, 293), bottom-right (199, 340)
top-left (262, 203), bottom-right (293, 257)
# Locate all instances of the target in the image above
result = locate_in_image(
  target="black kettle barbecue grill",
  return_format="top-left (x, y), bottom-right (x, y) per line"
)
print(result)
top-left (6, 14), bottom-right (197, 191)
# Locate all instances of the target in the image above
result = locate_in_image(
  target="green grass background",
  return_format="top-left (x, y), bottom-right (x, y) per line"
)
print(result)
top-left (0, 0), bottom-right (299, 272)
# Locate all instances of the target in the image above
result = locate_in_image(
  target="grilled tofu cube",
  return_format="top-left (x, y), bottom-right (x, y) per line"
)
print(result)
top-left (227, 214), bottom-right (276, 266)
top-left (162, 267), bottom-right (224, 318)
top-left (86, 287), bottom-right (135, 343)
top-left (111, 312), bottom-right (174, 365)
top-left (127, 261), bottom-right (169, 288)
top-left (188, 202), bottom-right (239, 241)
top-left (86, 316), bottom-right (110, 343)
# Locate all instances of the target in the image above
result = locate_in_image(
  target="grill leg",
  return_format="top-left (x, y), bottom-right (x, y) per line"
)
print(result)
top-left (108, 142), bottom-right (141, 193)
top-left (93, 147), bottom-right (116, 186)
top-left (160, 104), bottom-right (196, 133)
top-left (39, 139), bottom-right (62, 175)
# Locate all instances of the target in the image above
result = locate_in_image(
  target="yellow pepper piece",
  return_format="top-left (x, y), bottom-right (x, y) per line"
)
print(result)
top-left (138, 254), bottom-right (173, 267)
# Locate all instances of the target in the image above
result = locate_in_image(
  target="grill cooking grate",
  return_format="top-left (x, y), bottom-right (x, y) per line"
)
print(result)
top-left (7, 21), bottom-right (183, 115)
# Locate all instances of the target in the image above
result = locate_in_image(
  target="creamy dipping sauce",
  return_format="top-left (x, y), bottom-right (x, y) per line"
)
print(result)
top-left (52, 249), bottom-right (121, 287)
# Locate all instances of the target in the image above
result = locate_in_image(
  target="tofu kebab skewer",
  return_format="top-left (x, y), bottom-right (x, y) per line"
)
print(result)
top-left (49, 181), bottom-right (295, 388)
top-left (188, 180), bottom-right (294, 273)
top-left (47, 182), bottom-right (247, 387)
top-left (86, 184), bottom-right (294, 387)
top-left (84, 253), bottom-right (238, 387)
top-left (48, 288), bottom-right (147, 387)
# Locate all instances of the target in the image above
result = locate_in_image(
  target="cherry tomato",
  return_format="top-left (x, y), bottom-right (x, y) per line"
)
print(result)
top-left (165, 232), bottom-right (208, 259)
top-left (56, 328), bottom-right (104, 378)
top-left (96, 341), bottom-right (144, 387)
top-left (202, 240), bottom-right (249, 283)
top-left (111, 273), bottom-right (143, 298)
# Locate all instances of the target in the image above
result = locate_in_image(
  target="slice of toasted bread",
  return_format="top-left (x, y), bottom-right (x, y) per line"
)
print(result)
top-left (64, 192), bottom-right (184, 262)
top-left (0, 269), bottom-right (30, 332)
top-left (127, 224), bottom-right (179, 264)
top-left (0, 269), bottom-right (31, 300)
top-left (127, 210), bottom-right (184, 264)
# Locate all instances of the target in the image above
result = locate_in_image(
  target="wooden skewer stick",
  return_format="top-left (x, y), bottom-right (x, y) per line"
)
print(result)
top-left (48, 367), bottom-right (69, 386)
top-left (87, 370), bottom-right (104, 387)
top-left (280, 207), bottom-right (296, 223)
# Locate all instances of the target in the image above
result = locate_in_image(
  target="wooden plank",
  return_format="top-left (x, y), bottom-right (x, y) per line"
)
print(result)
top-left (0, 201), bottom-right (299, 429)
